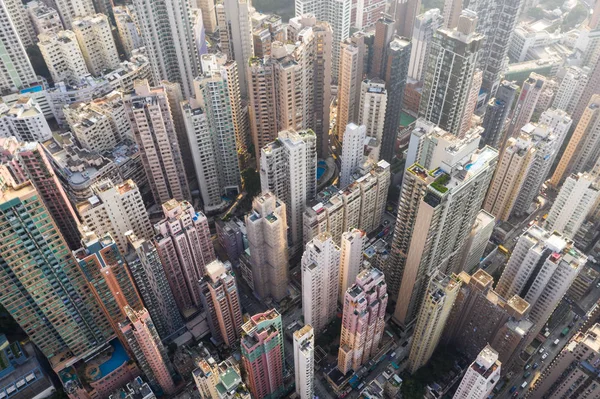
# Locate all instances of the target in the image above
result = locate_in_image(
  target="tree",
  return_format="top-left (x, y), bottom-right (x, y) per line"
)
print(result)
top-left (26, 45), bottom-right (51, 82)
top-left (562, 4), bottom-right (588, 30)
top-left (241, 168), bottom-right (261, 198)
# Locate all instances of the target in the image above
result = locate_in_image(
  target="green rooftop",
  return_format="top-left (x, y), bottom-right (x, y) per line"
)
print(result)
top-left (220, 367), bottom-right (241, 390)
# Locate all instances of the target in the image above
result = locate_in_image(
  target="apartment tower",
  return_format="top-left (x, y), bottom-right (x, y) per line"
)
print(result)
top-left (293, 325), bottom-right (315, 399)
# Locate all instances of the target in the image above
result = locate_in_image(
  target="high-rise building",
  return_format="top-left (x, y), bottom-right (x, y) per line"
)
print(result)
top-left (572, 48), bottom-right (600, 124)
top-left (370, 15), bottom-right (395, 80)
top-left (241, 309), bottom-right (285, 399)
top-left (302, 233), bottom-right (341, 334)
top-left (453, 346), bottom-right (501, 399)
top-left (295, 0), bottom-right (351, 80)
top-left (358, 79), bottom-right (387, 162)
top-left (125, 233), bottom-right (184, 340)
top-left (245, 192), bottom-right (289, 301)
top-left (260, 129), bottom-right (317, 255)
top-left (0, 182), bottom-right (113, 371)
top-left (124, 80), bottom-right (190, 204)
top-left (419, 11), bottom-right (483, 137)
top-left (3, 0), bottom-right (34, 47)
top-left (218, 0), bottom-right (253, 98)
top-left (249, 16), bottom-right (332, 158)
top-left (38, 30), bottom-right (89, 85)
top-left (391, 145), bottom-right (498, 327)
top-left (351, 0), bottom-right (386, 29)
top-left (0, 0), bottom-right (37, 92)
top-left (199, 259), bottom-right (243, 347)
top-left (304, 160), bottom-right (390, 245)
top-left (64, 102), bottom-right (119, 153)
top-left (132, 0), bottom-right (200, 98)
top-left (293, 325), bottom-right (315, 399)
top-left (408, 9), bottom-right (443, 82)
top-left (74, 231), bottom-right (144, 335)
top-left (72, 14), bottom-right (120, 76)
top-left (466, 0), bottom-right (522, 99)
top-left (183, 56), bottom-right (242, 212)
top-left (77, 179), bottom-right (152, 254)
top-left (154, 199), bottom-right (215, 315)
top-left (120, 306), bottom-right (176, 395)
top-left (393, 0), bottom-right (421, 38)
top-left (553, 66), bottom-right (589, 114)
top-left (198, 0), bottom-right (217, 33)
top-left (407, 272), bottom-right (460, 373)
top-left (480, 81), bottom-right (518, 149)
top-left (340, 123), bottom-right (366, 187)
top-left (337, 33), bottom-right (368, 143)
top-left (531, 324), bottom-right (600, 398)
top-left (338, 228), bottom-right (366, 302)
top-left (193, 352), bottom-right (251, 399)
top-left (0, 98), bottom-right (53, 142)
top-left (457, 210), bottom-right (495, 273)
top-left (550, 95), bottom-right (600, 188)
top-left (443, 270), bottom-right (532, 369)
top-left (381, 37), bottom-right (411, 162)
top-left (52, 0), bottom-right (94, 29)
top-left (113, 6), bottom-right (143, 58)
top-left (0, 138), bottom-right (81, 250)
top-left (545, 173), bottom-right (599, 239)
top-left (26, 1), bottom-right (64, 36)
top-left (505, 73), bottom-right (549, 139)
top-left (338, 267), bottom-right (387, 374)
top-left (496, 226), bottom-right (586, 339)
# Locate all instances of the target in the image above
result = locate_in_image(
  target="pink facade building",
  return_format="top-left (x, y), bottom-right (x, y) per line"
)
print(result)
top-left (154, 199), bottom-right (216, 316)
top-left (338, 267), bottom-right (388, 375)
top-left (120, 306), bottom-right (176, 395)
top-left (241, 309), bottom-right (285, 399)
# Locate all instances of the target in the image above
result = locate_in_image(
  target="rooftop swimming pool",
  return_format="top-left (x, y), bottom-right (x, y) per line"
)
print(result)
top-left (317, 160), bottom-right (327, 180)
top-left (87, 339), bottom-right (130, 381)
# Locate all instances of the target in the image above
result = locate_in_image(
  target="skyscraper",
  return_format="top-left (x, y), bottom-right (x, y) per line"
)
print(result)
top-left (480, 81), bottom-right (518, 149)
top-left (302, 233), bottom-right (341, 334)
top-left (453, 346), bottom-right (501, 399)
top-left (245, 192), bottom-right (289, 301)
top-left (120, 306), bottom-right (176, 395)
top-left (531, 324), bottom-right (600, 397)
top-left (198, 0), bottom-right (217, 33)
top-left (466, 0), bottom-right (522, 99)
top-left (77, 179), bottom-right (152, 254)
top-left (358, 79), bottom-right (387, 162)
top-left (0, 138), bottom-right (81, 250)
top-left (183, 54), bottom-right (242, 212)
top-left (74, 231), bottom-right (144, 335)
top-left (505, 73), bottom-right (549, 139)
top-left (370, 15), bottom-right (395, 80)
top-left (340, 123), bottom-right (366, 187)
top-left (293, 325), bottom-right (315, 399)
top-left (0, 182), bottom-right (113, 370)
top-left (457, 210), bottom-right (495, 273)
top-left (199, 259), bottom-right (243, 347)
top-left (218, 0), bottom-right (253, 98)
top-left (338, 267), bottom-right (387, 374)
top-left (550, 95), bottom-right (600, 188)
top-left (38, 30), bottom-right (89, 85)
top-left (125, 80), bottom-right (191, 205)
top-left (419, 11), bottom-right (483, 137)
top-left (545, 173), bottom-right (599, 239)
top-left (0, 0), bottom-right (37, 92)
top-left (351, 0), bottom-right (386, 29)
top-left (260, 129), bottom-right (317, 255)
top-left (338, 228), bottom-right (366, 302)
top-left (241, 309), bottom-right (285, 399)
top-left (3, 0), bottom-right (34, 47)
top-left (295, 0), bottom-right (351, 80)
top-left (113, 6), bottom-right (143, 58)
top-left (408, 9), bottom-right (443, 82)
top-left (337, 33), bottom-right (367, 143)
top-left (553, 66), bottom-right (589, 114)
top-left (391, 145), bottom-right (498, 327)
top-left (407, 272), bottom-right (460, 373)
top-left (52, 0), bottom-right (94, 29)
top-left (72, 14), bottom-right (120, 76)
top-left (496, 226), bottom-right (586, 339)
top-left (154, 199), bottom-right (216, 315)
top-left (393, 0), bottom-right (421, 38)
top-left (125, 233), bottom-right (184, 340)
top-left (132, 0), bottom-right (200, 98)
top-left (381, 37), bottom-right (411, 162)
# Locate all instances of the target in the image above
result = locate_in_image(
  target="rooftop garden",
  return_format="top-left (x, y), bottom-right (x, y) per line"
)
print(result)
top-left (430, 173), bottom-right (450, 194)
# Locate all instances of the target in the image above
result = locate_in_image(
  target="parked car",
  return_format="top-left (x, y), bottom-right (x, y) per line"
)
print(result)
top-left (523, 371), bottom-right (531, 378)
top-left (533, 363), bottom-right (539, 370)
top-left (542, 353), bottom-right (548, 360)
top-left (539, 347), bottom-right (545, 354)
